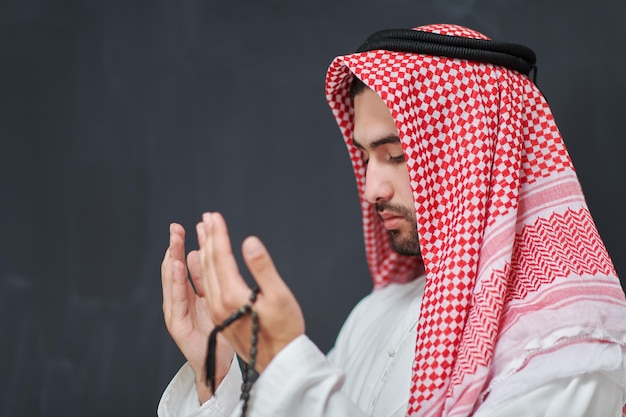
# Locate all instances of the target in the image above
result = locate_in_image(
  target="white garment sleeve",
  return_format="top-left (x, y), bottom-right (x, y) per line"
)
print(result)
top-left (246, 334), bottom-right (367, 417)
top-left (157, 336), bottom-right (368, 417)
top-left (157, 355), bottom-right (243, 417)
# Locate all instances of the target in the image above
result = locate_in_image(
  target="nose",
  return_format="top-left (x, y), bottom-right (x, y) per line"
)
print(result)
top-left (363, 161), bottom-right (394, 204)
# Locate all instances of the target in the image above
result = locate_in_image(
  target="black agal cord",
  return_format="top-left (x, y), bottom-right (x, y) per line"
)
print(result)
top-left (356, 28), bottom-right (538, 83)
top-left (205, 287), bottom-right (260, 417)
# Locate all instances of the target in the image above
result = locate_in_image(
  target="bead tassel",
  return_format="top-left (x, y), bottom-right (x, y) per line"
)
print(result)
top-left (205, 287), bottom-right (260, 417)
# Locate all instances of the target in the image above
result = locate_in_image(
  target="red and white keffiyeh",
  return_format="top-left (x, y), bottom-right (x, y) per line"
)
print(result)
top-left (325, 24), bottom-right (626, 416)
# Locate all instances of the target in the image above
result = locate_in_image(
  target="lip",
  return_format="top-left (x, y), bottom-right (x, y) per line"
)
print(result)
top-left (378, 212), bottom-right (405, 230)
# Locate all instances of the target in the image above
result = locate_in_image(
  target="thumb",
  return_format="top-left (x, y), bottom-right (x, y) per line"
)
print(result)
top-left (242, 236), bottom-right (286, 294)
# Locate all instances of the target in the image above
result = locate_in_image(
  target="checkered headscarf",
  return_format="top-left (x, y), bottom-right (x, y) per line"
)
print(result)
top-left (325, 24), bottom-right (626, 416)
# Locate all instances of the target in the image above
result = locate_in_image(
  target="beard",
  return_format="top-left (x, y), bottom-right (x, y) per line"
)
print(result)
top-left (376, 201), bottom-right (421, 257)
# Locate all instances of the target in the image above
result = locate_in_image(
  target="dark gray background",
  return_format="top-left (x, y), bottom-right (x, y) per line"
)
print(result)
top-left (1, 1), bottom-right (624, 416)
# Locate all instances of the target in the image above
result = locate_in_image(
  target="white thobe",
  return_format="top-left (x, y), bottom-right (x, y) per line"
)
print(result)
top-left (158, 278), bottom-right (626, 417)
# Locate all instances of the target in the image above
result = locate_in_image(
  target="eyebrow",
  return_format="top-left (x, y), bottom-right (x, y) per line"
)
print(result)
top-left (352, 135), bottom-right (401, 151)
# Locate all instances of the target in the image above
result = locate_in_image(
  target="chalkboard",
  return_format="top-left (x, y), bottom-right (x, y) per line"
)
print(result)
top-left (1, 1), bottom-right (625, 415)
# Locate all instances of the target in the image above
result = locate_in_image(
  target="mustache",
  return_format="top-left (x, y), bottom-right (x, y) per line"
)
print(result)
top-left (375, 201), bottom-right (414, 219)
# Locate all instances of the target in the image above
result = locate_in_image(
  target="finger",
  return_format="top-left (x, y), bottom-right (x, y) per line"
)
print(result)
top-left (187, 250), bottom-right (205, 297)
top-left (161, 247), bottom-right (170, 279)
top-left (170, 259), bottom-right (191, 324)
top-left (163, 224), bottom-right (187, 313)
top-left (196, 213), bottom-right (224, 312)
top-left (242, 235), bottom-right (289, 296)
top-left (169, 223), bottom-right (187, 264)
top-left (198, 217), bottom-right (222, 307)
top-left (161, 223), bottom-right (182, 287)
top-left (161, 246), bottom-right (172, 319)
top-left (164, 223), bottom-right (187, 292)
top-left (209, 212), bottom-right (250, 305)
top-left (162, 223), bottom-right (183, 318)
top-left (196, 217), bottom-right (206, 249)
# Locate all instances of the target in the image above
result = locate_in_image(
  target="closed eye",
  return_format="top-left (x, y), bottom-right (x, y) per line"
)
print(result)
top-left (389, 154), bottom-right (405, 164)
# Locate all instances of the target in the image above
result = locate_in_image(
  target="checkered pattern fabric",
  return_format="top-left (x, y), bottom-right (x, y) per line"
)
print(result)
top-left (325, 24), bottom-right (626, 416)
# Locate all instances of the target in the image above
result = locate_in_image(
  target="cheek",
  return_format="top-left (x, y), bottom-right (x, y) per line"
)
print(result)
top-left (395, 164), bottom-right (415, 206)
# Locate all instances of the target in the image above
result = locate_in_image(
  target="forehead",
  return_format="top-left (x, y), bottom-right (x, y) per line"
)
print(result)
top-left (352, 88), bottom-right (400, 148)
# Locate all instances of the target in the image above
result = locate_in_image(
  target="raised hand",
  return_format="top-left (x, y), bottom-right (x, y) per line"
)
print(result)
top-left (161, 223), bottom-right (235, 403)
top-left (196, 212), bottom-right (305, 373)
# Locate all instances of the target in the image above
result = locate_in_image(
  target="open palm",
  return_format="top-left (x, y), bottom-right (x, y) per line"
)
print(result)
top-left (162, 223), bottom-right (234, 402)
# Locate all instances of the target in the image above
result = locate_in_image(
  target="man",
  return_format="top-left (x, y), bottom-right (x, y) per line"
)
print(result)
top-left (159, 24), bottom-right (626, 416)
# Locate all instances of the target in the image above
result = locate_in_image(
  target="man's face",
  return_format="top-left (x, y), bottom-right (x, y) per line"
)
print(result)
top-left (352, 88), bottom-right (421, 257)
